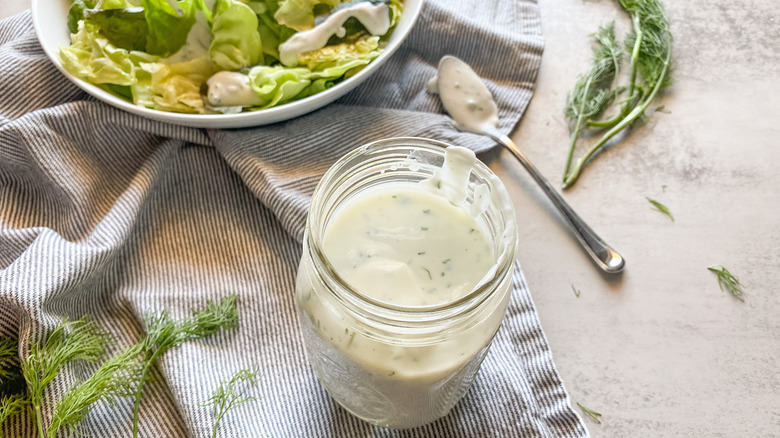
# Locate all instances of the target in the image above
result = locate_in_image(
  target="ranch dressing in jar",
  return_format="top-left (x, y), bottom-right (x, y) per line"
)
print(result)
top-left (295, 138), bottom-right (518, 428)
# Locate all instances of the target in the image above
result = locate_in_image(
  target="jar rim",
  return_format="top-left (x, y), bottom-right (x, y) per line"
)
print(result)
top-left (306, 137), bottom-right (518, 317)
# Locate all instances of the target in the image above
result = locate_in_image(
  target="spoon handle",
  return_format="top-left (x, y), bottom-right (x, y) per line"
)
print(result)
top-left (487, 130), bottom-right (625, 273)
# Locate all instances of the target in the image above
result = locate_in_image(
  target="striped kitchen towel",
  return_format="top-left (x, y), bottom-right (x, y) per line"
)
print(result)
top-left (0, 1), bottom-right (588, 437)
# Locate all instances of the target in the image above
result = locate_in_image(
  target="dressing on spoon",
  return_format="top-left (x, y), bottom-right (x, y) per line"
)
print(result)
top-left (427, 58), bottom-right (499, 133)
top-left (429, 55), bottom-right (625, 274)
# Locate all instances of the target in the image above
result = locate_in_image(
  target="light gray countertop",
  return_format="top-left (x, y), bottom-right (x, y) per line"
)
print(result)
top-left (489, 1), bottom-right (779, 436)
top-left (3, 1), bottom-right (777, 436)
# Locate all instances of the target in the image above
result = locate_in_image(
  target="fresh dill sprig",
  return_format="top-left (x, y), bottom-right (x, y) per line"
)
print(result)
top-left (0, 338), bottom-right (18, 385)
top-left (564, 21), bottom-right (624, 179)
top-left (707, 265), bottom-right (745, 302)
top-left (48, 344), bottom-right (143, 438)
top-left (0, 394), bottom-right (27, 436)
top-left (202, 367), bottom-right (260, 438)
top-left (562, 0), bottom-right (673, 188)
top-left (132, 295), bottom-right (239, 438)
top-left (577, 402), bottom-right (602, 424)
top-left (646, 197), bottom-right (674, 221)
top-left (20, 316), bottom-right (108, 438)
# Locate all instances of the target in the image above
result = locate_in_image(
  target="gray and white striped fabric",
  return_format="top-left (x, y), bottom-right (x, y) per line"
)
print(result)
top-left (0, 1), bottom-right (589, 437)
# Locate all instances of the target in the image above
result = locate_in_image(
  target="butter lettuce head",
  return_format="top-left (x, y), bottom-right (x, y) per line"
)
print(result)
top-left (209, 0), bottom-right (263, 71)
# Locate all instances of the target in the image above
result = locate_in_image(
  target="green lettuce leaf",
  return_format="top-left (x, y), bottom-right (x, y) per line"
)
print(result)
top-left (209, 0), bottom-right (263, 71)
top-left (82, 7), bottom-right (147, 51)
top-left (247, 65), bottom-right (311, 108)
top-left (295, 77), bottom-right (333, 98)
top-left (386, 0), bottom-right (403, 32)
top-left (251, 0), bottom-right (297, 62)
top-left (142, 0), bottom-right (209, 56)
top-left (67, 0), bottom-right (96, 33)
top-left (299, 34), bottom-right (381, 76)
top-left (140, 56), bottom-right (214, 113)
top-left (95, 0), bottom-right (135, 9)
top-left (60, 21), bottom-right (158, 87)
top-left (274, 0), bottom-right (341, 32)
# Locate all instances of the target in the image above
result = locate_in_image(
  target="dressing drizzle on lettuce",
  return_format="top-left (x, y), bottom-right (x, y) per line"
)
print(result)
top-left (60, 0), bottom-right (404, 114)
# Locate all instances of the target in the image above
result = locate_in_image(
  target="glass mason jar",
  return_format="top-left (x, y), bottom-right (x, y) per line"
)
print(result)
top-left (295, 137), bottom-right (518, 429)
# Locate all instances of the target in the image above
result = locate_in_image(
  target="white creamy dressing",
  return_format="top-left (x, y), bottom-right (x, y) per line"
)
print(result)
top-left (206, 71), bottom-right (263, 107)
top-left (278, 2), bottom-right (390, 66)
top-left (303, 146), bottom-right (507, 381)
top-left (428, 55), bottom-right (499, 133)
top-left (323, 185), bottom-right (493, 307)
top-left (324, 147), bottom-right (492, 307)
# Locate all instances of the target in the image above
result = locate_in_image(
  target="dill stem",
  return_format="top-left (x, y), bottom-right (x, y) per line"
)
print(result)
top-left (211, 405), bottom-right (226, 438)
top-left (624, 16), bottom-right (643, 116)
top-left (585, 18), bottom-right (642, 131)
top-left (563, 36), bottom-right (671, 189)
top-left (585, 88), bottom-right (643, 128)
top-left (34, 402), bottom-right (45, 438)
top-left (132, 351), bottom-right (161, 438)
top-left (212, 418), bottom-right (220, 438)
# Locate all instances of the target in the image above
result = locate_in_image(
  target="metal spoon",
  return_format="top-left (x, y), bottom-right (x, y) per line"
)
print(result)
top-left (432, 56), bottom-right (625, 273)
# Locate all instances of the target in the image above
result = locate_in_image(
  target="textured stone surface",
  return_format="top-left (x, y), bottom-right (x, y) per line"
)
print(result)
top-left (485, 0), bottom-right (780, 436)
top-left (4, 1), bottom-right (778, 436)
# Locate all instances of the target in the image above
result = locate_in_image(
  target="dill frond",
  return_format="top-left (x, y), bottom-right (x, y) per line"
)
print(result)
top-left (202, 367), bottom-right (260, 438)
top-left (0, 338), bottom-right (16, 364)
top-left (132, 294), bottom-right (239, 438)
top-left (0, 338), bottom-right (18, 386)
top-left (565, 22), bottom-right (623, 121)
top-left (646, 197), bottom-right (674, 221)
top-left (47, 344), bottom-right (143, 438)
top-left (707, 265), bottom-right (745, 302)
top-left (564, 22), bottom-right (624, 178)
top-left (577, 402), bottom-right (602, 424)
top-left (0, 393), bottom-right (28, 435)
top-left (20, 316), bottom-right (108, 438)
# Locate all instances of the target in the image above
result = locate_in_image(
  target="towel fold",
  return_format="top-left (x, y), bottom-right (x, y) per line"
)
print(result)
top-left (0, 2), bottom-right (588, 436)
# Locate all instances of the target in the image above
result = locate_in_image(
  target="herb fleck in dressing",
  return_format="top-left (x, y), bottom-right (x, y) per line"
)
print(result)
top-left (323, 186), bottom-right (493, 306)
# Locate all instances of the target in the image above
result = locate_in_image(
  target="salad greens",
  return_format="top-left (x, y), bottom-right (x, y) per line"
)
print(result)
top-left (61, 0), bottom-right (404, 114)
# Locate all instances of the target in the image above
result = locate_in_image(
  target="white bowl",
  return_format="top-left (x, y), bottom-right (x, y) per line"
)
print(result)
top-left (31, 0), bottom-right (423, 129)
